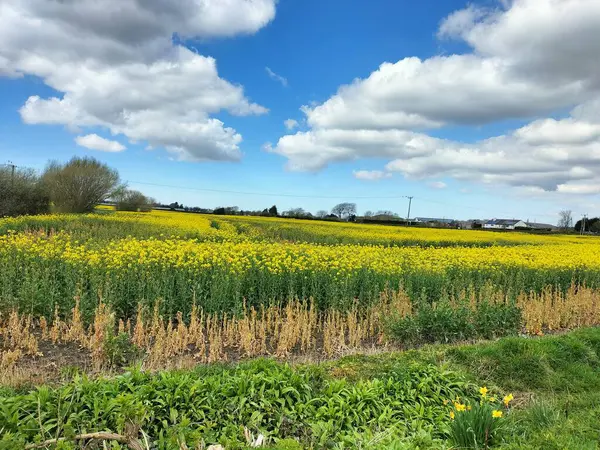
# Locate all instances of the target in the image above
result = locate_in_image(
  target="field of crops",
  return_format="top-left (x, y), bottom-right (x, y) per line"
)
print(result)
top-left (2, 209), bottom-right (600, 372)
top-left (1, 210), bottom-right (599, 321)
top-left (3, 210), bottom-right (600, 448)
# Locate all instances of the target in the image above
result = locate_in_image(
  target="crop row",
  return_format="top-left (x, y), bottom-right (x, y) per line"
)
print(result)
top-left (1, 232), bottom-right (599, 319)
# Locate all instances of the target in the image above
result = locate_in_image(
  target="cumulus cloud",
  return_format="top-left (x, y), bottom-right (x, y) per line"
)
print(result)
top-left (266, 67), bottom-right (288, 87)
top-left (353, 170), bottom-right (392, 181)
top-left (75, 134), bottom-right (126, 152)
top-left (271, 0), bottom-right (600, 193)
top-left (0, 0), bottom-right (275, 161)
top-left (284, 119), bottom-right (299, 130)
top-left (271, 129), bottom-right (438, 171)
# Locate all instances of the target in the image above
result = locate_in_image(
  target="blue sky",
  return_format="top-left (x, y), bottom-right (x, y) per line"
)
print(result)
top-left (1, 0), bottom-right (600, 222)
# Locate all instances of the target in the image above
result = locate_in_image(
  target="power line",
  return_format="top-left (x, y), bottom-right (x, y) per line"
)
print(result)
top-left (127, 180), bottom-right (413, 200)
top-left (128, 179), bottom-right (559, 220)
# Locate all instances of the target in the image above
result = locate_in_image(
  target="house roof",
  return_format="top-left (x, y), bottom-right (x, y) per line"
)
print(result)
top-left (526, 222), bottom-right (557, 229)
top-left (485, 219), bottom-right (523, 226)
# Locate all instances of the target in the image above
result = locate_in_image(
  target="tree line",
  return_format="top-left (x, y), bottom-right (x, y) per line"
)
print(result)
top-left (1, 158), bottom-right (369, 220)
top-left (1, 157), bottom-right (154, 217)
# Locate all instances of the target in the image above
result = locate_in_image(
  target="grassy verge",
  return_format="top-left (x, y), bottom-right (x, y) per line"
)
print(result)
top-left (2, 328), bottom-right (600, 449)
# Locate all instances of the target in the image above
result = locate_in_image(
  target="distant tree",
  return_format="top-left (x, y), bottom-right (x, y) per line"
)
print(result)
top-left (316, 210), bottom-right (328, 219)
top-left (213, 206), bottom-right (239, 215)
top-left (363, 210), bottom-right (374, 217)
top-left (375, 210), bottom-right (397, 217)
top-left (169, 202), bottom-right (180, 210)
top-left (268, 205), bottom-right (278, 216)
top-left (0, 166), bottom-right (49, 217)
top-left (284, 207), bottom-right (308, 218)
top-left (575, 217), bottom-right (600, 233)
top-left (115, 189), bottom-right (154, 212)
top-left (331, 202), bottom-right (357, 220)
top-left (558, 210), bottom-right (573, 231)
top-left (42, 157), bottom-right (122, 213)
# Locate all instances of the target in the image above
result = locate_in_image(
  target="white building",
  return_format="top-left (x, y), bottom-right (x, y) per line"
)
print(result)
top-left (483, 219), bottom-right (527, 230)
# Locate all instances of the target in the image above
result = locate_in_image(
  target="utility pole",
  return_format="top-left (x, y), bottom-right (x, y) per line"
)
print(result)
top-left (405, 196), bottom-right (413, 225)
top-left (3, 162), bottom-right (16, 188)
top-left (581, 214), bottom-right (588, 235)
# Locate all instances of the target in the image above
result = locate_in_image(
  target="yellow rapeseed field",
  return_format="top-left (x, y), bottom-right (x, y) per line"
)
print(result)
top-left (1, 210), bottom-right (599, 319)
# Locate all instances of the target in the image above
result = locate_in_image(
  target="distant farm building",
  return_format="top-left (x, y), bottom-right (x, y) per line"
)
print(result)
top-left (483, 219), bottom-right (527, 230)
top-left (525, 222), bottom-right (558, 231)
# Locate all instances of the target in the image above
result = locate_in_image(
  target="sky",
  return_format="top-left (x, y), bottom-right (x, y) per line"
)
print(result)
top-left (1, 0), bottom-right (600, 222)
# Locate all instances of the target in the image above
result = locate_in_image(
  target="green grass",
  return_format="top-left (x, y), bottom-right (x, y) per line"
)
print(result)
top-left (3, 328), bottom-right (600, 448)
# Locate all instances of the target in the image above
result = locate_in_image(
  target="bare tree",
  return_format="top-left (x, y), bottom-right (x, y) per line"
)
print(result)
top-left (331, 202), bottom-right (356, 219)
top-left (115, 189), bottom-right (154, 212)
top-left (43, 157), bottom-right (122, 213)
top-left (558, 210), bottom-right (573, 230)
top-left (363, 210), bottom-right (374, 217)
top-left (316, 210), bottom-right (328, 218)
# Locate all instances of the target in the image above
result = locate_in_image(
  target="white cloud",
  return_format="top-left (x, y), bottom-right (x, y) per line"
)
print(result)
top-left (515, 118), bottom-right (600, 146)
top-left (300, 54), bottom-right (586, 130)
top-left (75, 134), bottom-right (126, 152)
top-left (266, 67), bottom-right (288, 87)
top-left (0, 0), bottom-right (275, 162)
top-left (353, 170), bottom-right (392, 181)
top-left (437, 4), bottom-right (488, 40)
top-left (557, 183), bottom-right (600, 195)
top-left (428, 181), bottom-right (447, 189)
top-left (271, 0), bottom-right (600, 193)
top-left (284, 119), bottom-right (299, 130)
top-left (271, 129), bottom-right (438, 171)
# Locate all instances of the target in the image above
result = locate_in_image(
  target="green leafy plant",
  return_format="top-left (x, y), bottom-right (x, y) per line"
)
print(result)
top-left (386, 300), bottom-right (522, 346)
top-left (104, 332), bottom-right (143, 368)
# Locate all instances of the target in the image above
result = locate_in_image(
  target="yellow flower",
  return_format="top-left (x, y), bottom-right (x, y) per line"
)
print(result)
top-left (443, 399), bottom-right (449, 405)
top-left (455, 403), bottom-right (467, 412)
top-left (489, 397), bottom-right (496, 402)
top-left (450, 411), bottom-right (455, 420)
top-left (492, 410), bottom-right (503, 418)
top-left (503, 394), bottom-right (514, 407)
top-left (479, 386), bottom-right (488, 397)
top-left (467, 405), bottom-right (472, 411)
